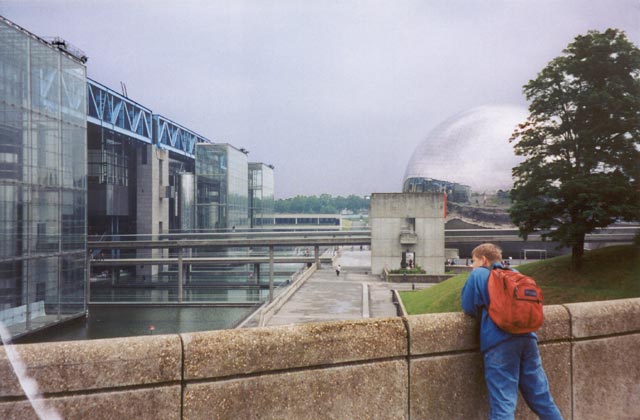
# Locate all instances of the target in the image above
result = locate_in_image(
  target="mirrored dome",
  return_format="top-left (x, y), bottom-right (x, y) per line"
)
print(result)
top-left (404, 104), bottom-right (528, 192)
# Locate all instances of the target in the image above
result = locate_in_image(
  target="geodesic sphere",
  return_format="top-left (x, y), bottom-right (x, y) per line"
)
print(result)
top-left (404, 104), bottom-right (528, 192)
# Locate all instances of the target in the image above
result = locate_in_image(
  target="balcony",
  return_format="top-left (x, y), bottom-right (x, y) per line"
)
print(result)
top-left (399, 229), bottom-right (418, 245)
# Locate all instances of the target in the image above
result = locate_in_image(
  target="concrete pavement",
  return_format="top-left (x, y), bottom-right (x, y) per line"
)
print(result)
top-left (265, 249), bottom-right (433, 327)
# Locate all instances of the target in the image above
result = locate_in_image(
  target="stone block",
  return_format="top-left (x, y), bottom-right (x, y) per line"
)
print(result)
top-left (0, 335), bottom-right (181, 397)
top-left (407, 312), bottom-right (479, 355)
top-left (409, 342), bottom-right (570, 420)
top-left (0, 385), bottom-right (180, 420)
top-left (182, 317), bottom-right (407, 380)
top-left (515, 342), bottom-right (571, 420)
top-left (573, 334), bottom-right (640, 419)
top-left (537, 305), bottom-right (571, 343)
top-left (564, 298), bottom-right (640, 338)
top-left (410, 353), bottom-right (488, 419)
top-left (183, 360), bottom-right (408, 420)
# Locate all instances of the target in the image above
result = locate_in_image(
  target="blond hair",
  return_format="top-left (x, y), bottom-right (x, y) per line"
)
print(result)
top-left (472, 243), bottom-right (503, 263)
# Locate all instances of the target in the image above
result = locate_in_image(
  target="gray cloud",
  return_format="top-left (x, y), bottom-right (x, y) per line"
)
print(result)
top-left (2, 0), bottom-right (638, 197)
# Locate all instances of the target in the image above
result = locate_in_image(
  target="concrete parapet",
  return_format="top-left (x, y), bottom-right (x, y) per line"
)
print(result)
top-left (182, 317), bottom-right (407, 380)
top-left (564, 297), bottom-right (640, 338)
top-left (0, 335), bottom-right (182, 420)
top-left (565, 298), bottom-right (640, 419)
top-left (572, 335), bottom-right (640, 419)
top-left (0, 334), bottom-right (181, 397)
top-left (407, 312), bottom-right (479, 355)
top-left (0, 298), bottom-right (638, 419)
top-left (538, 304), bottom-right (571, 342)
top-left (0, 386), bottom-right (181, 420)
top-left (184, 361), bottom-right (408, 420)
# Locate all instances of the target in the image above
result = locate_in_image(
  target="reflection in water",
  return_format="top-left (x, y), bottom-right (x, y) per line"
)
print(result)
top-left (90, 285), bottom-right (270, 303)
top-left (18, 263), bottom-right (304, 343)
top-left (17, 306), bottom-right (255, 343)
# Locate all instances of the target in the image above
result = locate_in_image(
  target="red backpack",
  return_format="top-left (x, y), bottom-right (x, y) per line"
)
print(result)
top-left (487, 268), bottom-right (544, 334)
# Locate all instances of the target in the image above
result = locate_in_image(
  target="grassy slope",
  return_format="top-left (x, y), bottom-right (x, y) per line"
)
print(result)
top-left (400, 245), bottom-right (640, 315)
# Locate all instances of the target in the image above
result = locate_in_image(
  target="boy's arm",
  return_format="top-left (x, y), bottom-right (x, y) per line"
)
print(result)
top-left (460, 272), bottom-right (479, 317)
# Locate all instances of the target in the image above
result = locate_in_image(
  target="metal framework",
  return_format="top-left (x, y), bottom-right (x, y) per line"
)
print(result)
top-left (87, 79), bottom-right (214, 158)
top-left (154, 114), bottom-right (211, 158)
top-left (87, 78), bottom-right (153, 143)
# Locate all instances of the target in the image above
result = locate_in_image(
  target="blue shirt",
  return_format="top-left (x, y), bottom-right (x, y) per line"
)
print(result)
top-left (460, 263), bottom-right (536, 352)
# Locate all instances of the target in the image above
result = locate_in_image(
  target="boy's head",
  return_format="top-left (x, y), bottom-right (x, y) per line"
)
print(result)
top-left (471, 243), bottom-right (502, 268)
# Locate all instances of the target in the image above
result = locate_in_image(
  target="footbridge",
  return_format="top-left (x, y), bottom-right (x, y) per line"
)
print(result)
top-left (88, 226), bottom-right (637, 303)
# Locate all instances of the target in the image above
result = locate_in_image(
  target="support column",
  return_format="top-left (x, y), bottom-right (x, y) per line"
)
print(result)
top-left (178, 248), bottom-right (183, 303)
top-left (253, 263), bottom-right (260, 284)
top-left (269, 246), bottom-right (274, 303)
top-left (85, 251), bottom-right (91, 313)
top-left (314, 245), bottom-right (320, 268)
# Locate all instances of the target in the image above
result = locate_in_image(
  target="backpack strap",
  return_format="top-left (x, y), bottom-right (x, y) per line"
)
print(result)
top-left (476, 266), bottom-right (491, 319)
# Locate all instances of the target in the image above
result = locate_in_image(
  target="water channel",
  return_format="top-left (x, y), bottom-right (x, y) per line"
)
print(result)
top-left (15, 261), bottom-right (305, 344)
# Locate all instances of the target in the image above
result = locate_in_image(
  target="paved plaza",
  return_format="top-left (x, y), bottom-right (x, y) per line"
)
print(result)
top-left (265, 249), bottom-right (433, 326)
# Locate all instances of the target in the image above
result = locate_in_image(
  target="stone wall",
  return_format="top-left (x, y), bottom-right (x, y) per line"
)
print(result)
top-left (383, 271), bottom-right (454, 283)
top-left (1, 298), bottom-right (639, 419)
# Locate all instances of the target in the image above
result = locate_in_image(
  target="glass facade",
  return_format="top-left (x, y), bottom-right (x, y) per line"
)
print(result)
top-left (195, 144), bottom-right (249, 230)
top-left (87, 124), bottom-right (139, 237)
top-left (403, 177), bottom-right (471, 203)
top-left (248, 163), bottom-right (275, 227)
top-left (0, 18), bottom-right (87, 338)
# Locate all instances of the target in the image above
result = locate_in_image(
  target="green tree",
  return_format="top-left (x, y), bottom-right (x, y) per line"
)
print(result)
top-left (274, 194), bottom-right (369, 214)
top-left (510, 29), bottom-right (640, 271)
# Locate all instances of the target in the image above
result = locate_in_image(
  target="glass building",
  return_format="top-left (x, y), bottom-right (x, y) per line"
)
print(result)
top-left (86, 79), bottom-right (153, 239)
top-left (0, 17), bottom-right (87, 339)
top-left (195, 144), bottom-right (249, 230)
top-left (248, 163), bottom-right (275, 228)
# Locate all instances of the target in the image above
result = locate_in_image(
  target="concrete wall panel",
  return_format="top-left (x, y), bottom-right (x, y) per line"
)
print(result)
top-left (409, 342), bottom-right (571, 420)
top-left (0, 385), bottom-right (180, 420)
top-left (182, 317), bottom-right (407, 380)
top-left (573, 334), bottom-right (640, 419)
top-left (0, 335), bottom-right (181, 397)
top-left (522, 342), bottom-right (571, 420)
top-left (410, 353), bottom-right (488, 420)
top-left (564, 298), bottom-right (640, 338)
top-left (538, 305), bottom-right (571, 342)
top-left (0, 298), bottom-right (636, 418)
top-left (370, 193), bottom-right (444, 218)
top-left (407, 312), bottom-right (479, 355)
top-left (183, 360), bottom-right (408, 420)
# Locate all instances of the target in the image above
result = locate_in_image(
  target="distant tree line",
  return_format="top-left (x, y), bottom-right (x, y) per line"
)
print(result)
top-left (275, 194), bottom-right (369, 214)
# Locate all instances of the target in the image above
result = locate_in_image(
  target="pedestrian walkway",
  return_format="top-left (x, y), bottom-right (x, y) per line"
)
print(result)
top-left (265, 249), bottom-right (433, 327)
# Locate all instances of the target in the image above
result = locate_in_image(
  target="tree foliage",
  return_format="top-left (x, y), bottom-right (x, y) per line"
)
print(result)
top-left (510, 29), bottom-right (640, 271)
top-left (275, 194), bottom-right (369, 214)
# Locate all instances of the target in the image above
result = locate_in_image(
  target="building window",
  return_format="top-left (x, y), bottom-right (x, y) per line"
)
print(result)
top-left (141, 145), bottom-right (147, 165)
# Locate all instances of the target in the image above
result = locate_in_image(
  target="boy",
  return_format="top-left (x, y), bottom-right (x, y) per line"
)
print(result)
top-left (461, 243), bottom-right (563, 420)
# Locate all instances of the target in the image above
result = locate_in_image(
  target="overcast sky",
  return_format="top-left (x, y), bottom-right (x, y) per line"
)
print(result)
top-left (2, 0), bottom-right (639, 198)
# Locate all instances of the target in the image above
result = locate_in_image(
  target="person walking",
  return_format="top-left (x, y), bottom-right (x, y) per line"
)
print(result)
top-left (335, 264), bottom-right (341, 277)
top-left (461, 243), bottom-right (563, 420)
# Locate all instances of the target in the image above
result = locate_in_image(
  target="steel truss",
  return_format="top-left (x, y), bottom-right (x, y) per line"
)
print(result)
top-left (87, 78), bottom-right (152, 143)
top-left (154, 114), bottom-right (211, 158)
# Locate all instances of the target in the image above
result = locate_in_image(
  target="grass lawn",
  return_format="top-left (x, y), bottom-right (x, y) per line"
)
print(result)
top-left (399, 244), bottom-right (640, 315)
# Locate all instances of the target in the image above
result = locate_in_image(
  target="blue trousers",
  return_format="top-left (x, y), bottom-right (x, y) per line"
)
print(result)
top-left (483, 337), bottom-right (563, 420)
